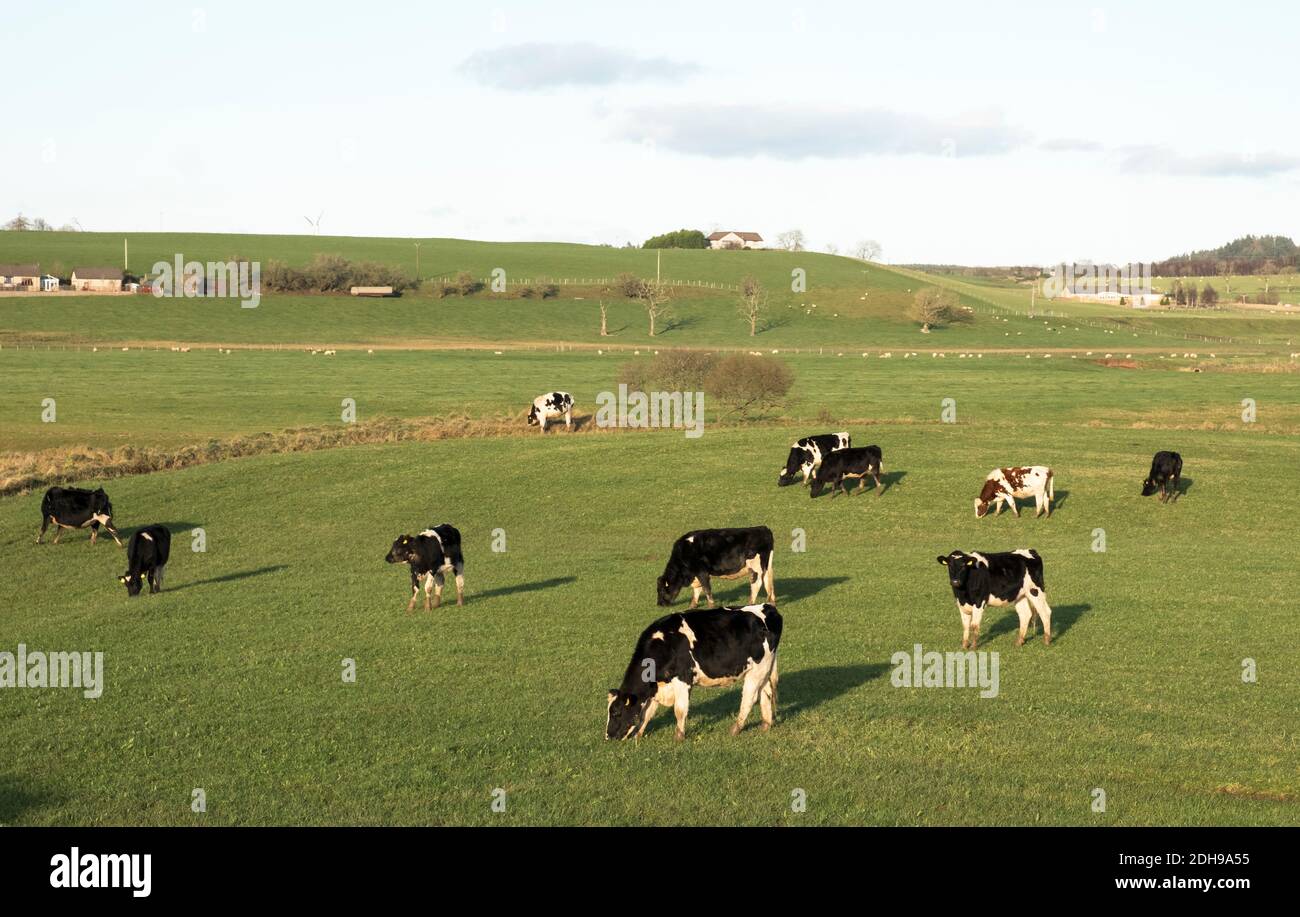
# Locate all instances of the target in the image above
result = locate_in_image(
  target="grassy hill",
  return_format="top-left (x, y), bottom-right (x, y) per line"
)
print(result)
top-left (6, 230), bottom-right (1299, 353)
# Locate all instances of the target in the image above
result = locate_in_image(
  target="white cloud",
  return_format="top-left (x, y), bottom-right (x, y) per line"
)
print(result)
top-left (613, 103), bottom-right (1027, 159)
top-left (459, 42), bottom-right (700, 90)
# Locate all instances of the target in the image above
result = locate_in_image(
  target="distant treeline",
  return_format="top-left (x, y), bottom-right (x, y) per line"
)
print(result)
top-left (1152, 235), bottom-right (1298, 277)
top-left (902, 265), bottom-right (1044, 281)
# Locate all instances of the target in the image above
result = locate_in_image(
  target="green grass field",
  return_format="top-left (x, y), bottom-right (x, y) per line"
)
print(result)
top-left (2, 232), bottom-right (1298, 826)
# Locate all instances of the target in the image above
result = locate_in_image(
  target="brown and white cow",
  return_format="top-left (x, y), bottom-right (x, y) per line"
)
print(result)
top-left (975, 466), bottom-right (1054, 518)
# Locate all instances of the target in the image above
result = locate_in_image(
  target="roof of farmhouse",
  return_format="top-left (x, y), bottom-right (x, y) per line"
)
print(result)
top-left (0, 264), bottom-right (40, 276)
top-left (71, 266), bottom-right (122, 279)
top-left (707, 231), bottom-right (763, 241)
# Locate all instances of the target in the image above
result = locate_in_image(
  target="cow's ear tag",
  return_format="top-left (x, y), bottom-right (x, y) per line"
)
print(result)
top-left (624, 698), bottom-right (631, 706)
top-left (966, 560), bottom-right (974, 565)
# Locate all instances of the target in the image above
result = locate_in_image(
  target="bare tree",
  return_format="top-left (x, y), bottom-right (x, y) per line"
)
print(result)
top-left (3, 213), bottom-right (31, 231)
top-left (853, 239), bottom-right (882, 261)
top-left (598, 290), bottom-right (610, 337)
top-left (824, 242), bottom-right (839, 255)
top-left (636, 279), bottom-right (673, 336)
top-left (908, 287), bottom-right (966, 328)
top-left (1262, 259), bottom-right (1277, 294)
top-left (776, 229), bottom-right (805, 252)
top-left (1216, 259), bottom-right (1232, 295)
top-left (737, 274), bottom-right (768, 336)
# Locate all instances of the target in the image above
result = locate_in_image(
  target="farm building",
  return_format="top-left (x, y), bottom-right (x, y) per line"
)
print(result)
top-left (40, 274), bottom-right (60, 292)
top-left (70, 266), bottom-right (124, 292)
top-left (707, 231), bottom-right (764, 250)
top-left (0, 263), bottom-right (41, 289)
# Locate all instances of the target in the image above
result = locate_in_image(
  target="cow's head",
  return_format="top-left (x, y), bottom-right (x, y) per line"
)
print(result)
top-left (777, 446), bottom-right (813, 486)
top-left (526, 404), bottom-right (540, 426)
top-left (656, 573), bottom-right (682, 607)
top-left (1140, 477), bottom-right (1159, 496)
top-left (117, 570), bottom-right (144, 597)
top-left (937, 551), bottom-right (981, 591)
top-left (974, 480), bottom-right (999, 518)
top-left (606, 689), bottom-right (652, 740)
top-left (385, 535), bottom-right (418, 565)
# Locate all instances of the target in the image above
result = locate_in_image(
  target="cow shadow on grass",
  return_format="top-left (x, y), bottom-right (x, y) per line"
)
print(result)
top-left (879, 470), bottom-right (906, 494)
top-left (0, 779), bottom-right (57, 824)
top-left (704, 575), bottom-right (848, 607)
top-left (979, 602), bottom-right (1092, 645)
top-left (678, 663), bottom-right (891, 733)
top-left (473, 575), bottom-right (576, 601)
top-left (167, 564), bottom-right (289, 593)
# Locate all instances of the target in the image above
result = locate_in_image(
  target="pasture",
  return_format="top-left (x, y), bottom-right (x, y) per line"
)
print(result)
top-left (1, 232), bottom-right (1298, 826)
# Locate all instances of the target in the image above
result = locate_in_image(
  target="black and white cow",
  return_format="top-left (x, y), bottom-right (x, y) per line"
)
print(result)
top-left (1141, 451), bottom-right (1183, 503)
top-left (526, 392), bottom-right (574, 432)
top-left (385, 523), bottom-right (466, 611)
top-left (778, 431), bottom-right (851, 486)
top-left (606, 604), bottom-right (782, 741)
top-left (118, 525), bottom-right (171, 596)
top-left (809, 445), bottom-right (883, 498)
top-left (936, 549), bottom-right (1052, 649)
top-left (37, 486), bottom-right (122, 545)
top-left (657, 526), bottom-right (775, 608)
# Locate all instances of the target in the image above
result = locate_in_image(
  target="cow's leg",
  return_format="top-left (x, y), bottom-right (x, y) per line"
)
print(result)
top-left (1034, 493), bottom-right (1045, 518)
top-left (749, 567), bottom-right (761, 604)
top-left (453, 562), bottom-right (465, 606)
top-left (1007, 495), bottom-right (1020, 517)
top-left (763, 551), bottom-right (776, 604)
top-left (731, 665), bottom-right (765, 735)
top-left (406, 577), bottom-right (419, 613)
top-left (873, 468), bottom-right (883, 493)
top-left (105, 523), bottom-right (123, 546)
top-left (52, 524), bottom-right (64, 545)
top-left (1171, 473), bottom-right (1181, 502)
top-left (1014, 597), bottom-right (1033, 646)
top-left (634, 699), bottom-right (659, 739)
top-left (89, 522), bottom-right (99, 545)
top-left (759, 655), bottom-right (779, 731)
top-left (564, 409), bottom-right (572, 430)
top-left (959, 606), bottom-right (972, 649)
top-left (672, 684), bottom-right (690, 741)
top-left (431, 570), bottom-right (445, 609)
top-left (37, 515), bottom-right (51, 544)
top-left (422, 571), bottom-right (435, 611)
top-left (1031, 592), bottom-right (1053, 645)
top-left (969, 605), bottom-right (985, 649)
top-left (156, 565), bottom-right (165, 593)
top-left (702, 574), bottom-right (715, 608)
top-left (689, 577), bottom-right (703, 610)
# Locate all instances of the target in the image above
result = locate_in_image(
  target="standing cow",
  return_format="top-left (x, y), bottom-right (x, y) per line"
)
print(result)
top-left (778, 432), bottom-right (851, 486)
top-left (526, 392), bottom-right (574, 432)
top-left (809, 445), bottom-right (883, 498)
top-left (37, 486), bottom-right (122, 545)
top-left (118, 525), bottom-right (172, 596)
top-left (936, 549), bottom-right (1052, 649)
top-left (656, 526), bottom-right (775, 609)
top-left (605, 604), bottom-right (782, 741)
top-left (385, 523), bottom-right (466, 611)
top-left (1141, 451), bottom-right (1183, 503)
top-left (974, 466), bottom-right (1055, 518)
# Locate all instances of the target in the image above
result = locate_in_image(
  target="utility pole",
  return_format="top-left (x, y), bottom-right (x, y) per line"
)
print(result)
top-left (124, 238), bottom-right (128, 272)
top-left (656, 249), bottom-right (661, 284)
top-left (413, 241), bottom-right (422, 280)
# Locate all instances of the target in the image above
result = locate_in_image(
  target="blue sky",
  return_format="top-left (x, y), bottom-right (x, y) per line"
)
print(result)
top-left (5, 1), bottom-right (1298, 263)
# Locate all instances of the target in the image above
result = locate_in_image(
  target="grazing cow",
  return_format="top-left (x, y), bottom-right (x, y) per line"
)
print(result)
top-left (385, 524), bottom-right (466, 611)
top-left (118, 525), bottom-right (171, 596)
top-left (606, 604), bottom-right (782, 741)
top-left (936, 549), bottom-right (1051, 649)
top-left (975, 466), bottom-right (1055, 518)
top-left (37, 486), bottom-right (122, 545)
top-left (526, 392), bottom-right (574, 432)
top-left (777, 431), bottom-right (851, 486)
top-left (809, 445), bottom-right (883, 498)
top-left (1141, 451), bottom-right (1183, 503)
top-left (657, 526), bottom-right (775, 609)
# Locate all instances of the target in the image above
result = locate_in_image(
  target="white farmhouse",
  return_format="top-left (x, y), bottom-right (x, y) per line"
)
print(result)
top-left (707, 231), bottom-right (764, 250)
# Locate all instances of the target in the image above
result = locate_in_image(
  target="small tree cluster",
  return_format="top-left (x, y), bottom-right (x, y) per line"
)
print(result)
top-left (616, 351), bottom-right (795, 418)
top-left (643, 229), bottom-right (708, 249)
top-left (262, 255), bottom-right (416, 293)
